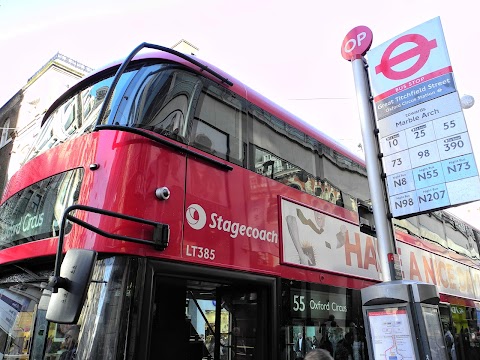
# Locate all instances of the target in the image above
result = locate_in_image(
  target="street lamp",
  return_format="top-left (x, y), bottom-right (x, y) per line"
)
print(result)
top-left (461, 94), bottom-right (475, 109)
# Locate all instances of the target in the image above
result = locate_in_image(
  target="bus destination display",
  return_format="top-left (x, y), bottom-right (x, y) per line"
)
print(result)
top-left (290, 289), bottom-right (348, 320)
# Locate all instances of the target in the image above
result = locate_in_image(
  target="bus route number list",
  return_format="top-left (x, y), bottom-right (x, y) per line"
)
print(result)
top-left (378, 93), bottom-right (480, 218)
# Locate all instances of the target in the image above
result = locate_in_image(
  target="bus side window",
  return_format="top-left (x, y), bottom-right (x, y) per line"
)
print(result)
top-left (419, 212), bottom-right (448, 249)
top-left (193, 132), bottom-right (214, 153)
top-left (190, 82), bottom-right (247, 167)
top-left (249, 105), bottom-right (363, 210)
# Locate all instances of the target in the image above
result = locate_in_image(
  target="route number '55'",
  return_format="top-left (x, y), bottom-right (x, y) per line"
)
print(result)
top-left (293, 295), bottom-right (305, 312)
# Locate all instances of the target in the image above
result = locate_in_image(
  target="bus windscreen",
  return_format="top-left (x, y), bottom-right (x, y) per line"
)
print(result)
top-left (0, 168), bottom-right (83, 248)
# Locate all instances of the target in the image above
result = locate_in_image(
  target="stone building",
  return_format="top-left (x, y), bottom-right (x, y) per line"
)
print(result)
top-left (0, 40), bottom-right (201, 197)
top-left (0, 53), bottom-right (93, 197)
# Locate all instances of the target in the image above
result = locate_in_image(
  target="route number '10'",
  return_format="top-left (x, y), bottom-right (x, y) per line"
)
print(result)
top-left (341, 26), bottom-right (373, 61)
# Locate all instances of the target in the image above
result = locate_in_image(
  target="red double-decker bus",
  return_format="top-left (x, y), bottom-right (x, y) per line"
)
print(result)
top-left (1, 43), bottom-right (480, 360)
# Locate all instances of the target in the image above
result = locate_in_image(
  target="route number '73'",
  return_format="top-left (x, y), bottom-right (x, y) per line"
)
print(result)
top-left (392, 158), bottom-right (402, 167)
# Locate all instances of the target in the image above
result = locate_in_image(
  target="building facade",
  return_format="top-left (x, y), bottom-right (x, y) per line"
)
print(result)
top-left (0, 41), bottom-right (199, 198)
top-left (0, 53), bottom-right (93, 197)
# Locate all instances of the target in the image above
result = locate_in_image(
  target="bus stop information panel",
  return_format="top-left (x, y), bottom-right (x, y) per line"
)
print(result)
top-left (366, 17), bottom-right (480, 218)
top-left (362, 281), bottom-right (449, 360)
top-left (366, 306), bottom-right (417, 359)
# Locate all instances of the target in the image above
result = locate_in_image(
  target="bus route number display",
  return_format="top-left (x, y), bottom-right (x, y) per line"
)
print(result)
top-left (379, 93), bottom-right (479, 218)
top-left (290, 289), bottom-right (348, 320)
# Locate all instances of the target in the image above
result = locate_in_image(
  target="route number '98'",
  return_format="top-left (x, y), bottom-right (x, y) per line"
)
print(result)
top-left (293, 295), bottom-right (305, 312)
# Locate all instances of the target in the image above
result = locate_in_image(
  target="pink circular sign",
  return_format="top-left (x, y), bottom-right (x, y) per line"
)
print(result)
top-left (341, 26), bottom-right (373, 61)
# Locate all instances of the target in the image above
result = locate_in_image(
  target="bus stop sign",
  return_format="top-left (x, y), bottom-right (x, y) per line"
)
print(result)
top-left (341, 26), bottom-right (373, 61)
top-left (366, 17), bottom-right (480, 218)
top-left (375, 34), bottom-right (438, 80)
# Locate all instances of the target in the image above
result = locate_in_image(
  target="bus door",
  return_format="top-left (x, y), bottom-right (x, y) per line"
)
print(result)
top-left (143, 261), bottom-right (276, 360)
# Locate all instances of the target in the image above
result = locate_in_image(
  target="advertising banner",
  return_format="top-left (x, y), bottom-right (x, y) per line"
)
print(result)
top-left (280, 198), bottom-right (480, 301)
top-left (396, 241), bottom-right (480, 300)
top-left (281, 198), bottom-right (383, 281)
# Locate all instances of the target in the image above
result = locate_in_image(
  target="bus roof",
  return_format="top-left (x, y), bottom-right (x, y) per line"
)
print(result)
top-left (45, 47), bottom-right (366, 167)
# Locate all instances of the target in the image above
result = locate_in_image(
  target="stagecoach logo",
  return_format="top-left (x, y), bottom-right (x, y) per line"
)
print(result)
top-left (186, 204), bottom-right (207, 230)
top-left (185, 203), bottom-right (278, 242)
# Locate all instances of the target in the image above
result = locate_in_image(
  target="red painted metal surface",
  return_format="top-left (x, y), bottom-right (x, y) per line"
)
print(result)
top-left (1, 50), bottom-right (477, 299)
top-left (0, 126), bottom-right (372, 290)
top-left (440, 293), bottom-right (476, 308)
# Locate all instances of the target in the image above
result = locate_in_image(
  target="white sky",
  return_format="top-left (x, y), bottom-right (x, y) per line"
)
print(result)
top-left (1, 0), bottom-right (479, 225)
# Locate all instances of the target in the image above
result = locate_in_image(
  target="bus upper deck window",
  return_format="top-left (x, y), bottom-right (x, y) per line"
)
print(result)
top-left (114, 65), bottom-right (202, 143)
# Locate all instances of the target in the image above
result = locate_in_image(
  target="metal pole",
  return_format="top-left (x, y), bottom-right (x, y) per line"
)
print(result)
top-left (352, 57), bottom-right (396, 282)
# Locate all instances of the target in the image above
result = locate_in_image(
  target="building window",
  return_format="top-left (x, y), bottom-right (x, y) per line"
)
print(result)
top-left (1, 118), bottom-right (11, 147)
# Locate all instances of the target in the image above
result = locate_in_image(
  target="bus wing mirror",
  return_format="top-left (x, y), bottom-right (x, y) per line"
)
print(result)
top-left (46, 249), bottom-right (97, 324)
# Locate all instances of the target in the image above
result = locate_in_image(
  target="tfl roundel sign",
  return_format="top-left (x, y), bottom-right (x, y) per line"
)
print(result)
top-left (341, 26), bottom-right (373, 61)
top-left (367, 17), bottom-right (451, 98)
top-left (375, 34), bottom-right (437, 80)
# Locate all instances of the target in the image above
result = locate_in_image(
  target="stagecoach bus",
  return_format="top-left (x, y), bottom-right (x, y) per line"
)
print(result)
top-left (1, 43), bottom-right (480, 360)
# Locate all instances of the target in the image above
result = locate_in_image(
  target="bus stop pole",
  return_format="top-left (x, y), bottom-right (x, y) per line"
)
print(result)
top-left (351, 57), bottom-right (397, 282)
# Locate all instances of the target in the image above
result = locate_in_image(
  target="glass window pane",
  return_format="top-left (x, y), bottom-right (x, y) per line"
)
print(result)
top-left (443, 212), bottom-right (476, 258)
top-left (0, 168), bottom-right (83, 248)
top-left (190, 82), bottom-right (246, 166)
top-left (1, 118), bottom-right (10, 147)
top-left (418, 212), bottom-right (448, 249)
top-left (114, 64), bottom-right (202, 143)
top-left (0, 257), bottom-right (140, 360)
top-left (249, 104), bottom-right (369, 210)
top-left (281, 280), bottom-right (366, 360)
top-left (150, 276), bottom-right (265, 359)
top-left (393, 216), bottom-right (421, 237)
top-left (0, 284), bottom-right (42, 359)
top-left (75, 257), bottom-right (138, 360)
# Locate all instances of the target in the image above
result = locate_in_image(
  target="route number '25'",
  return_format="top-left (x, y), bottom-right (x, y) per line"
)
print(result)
top-left (293, 295), bottom-right (306, 312)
